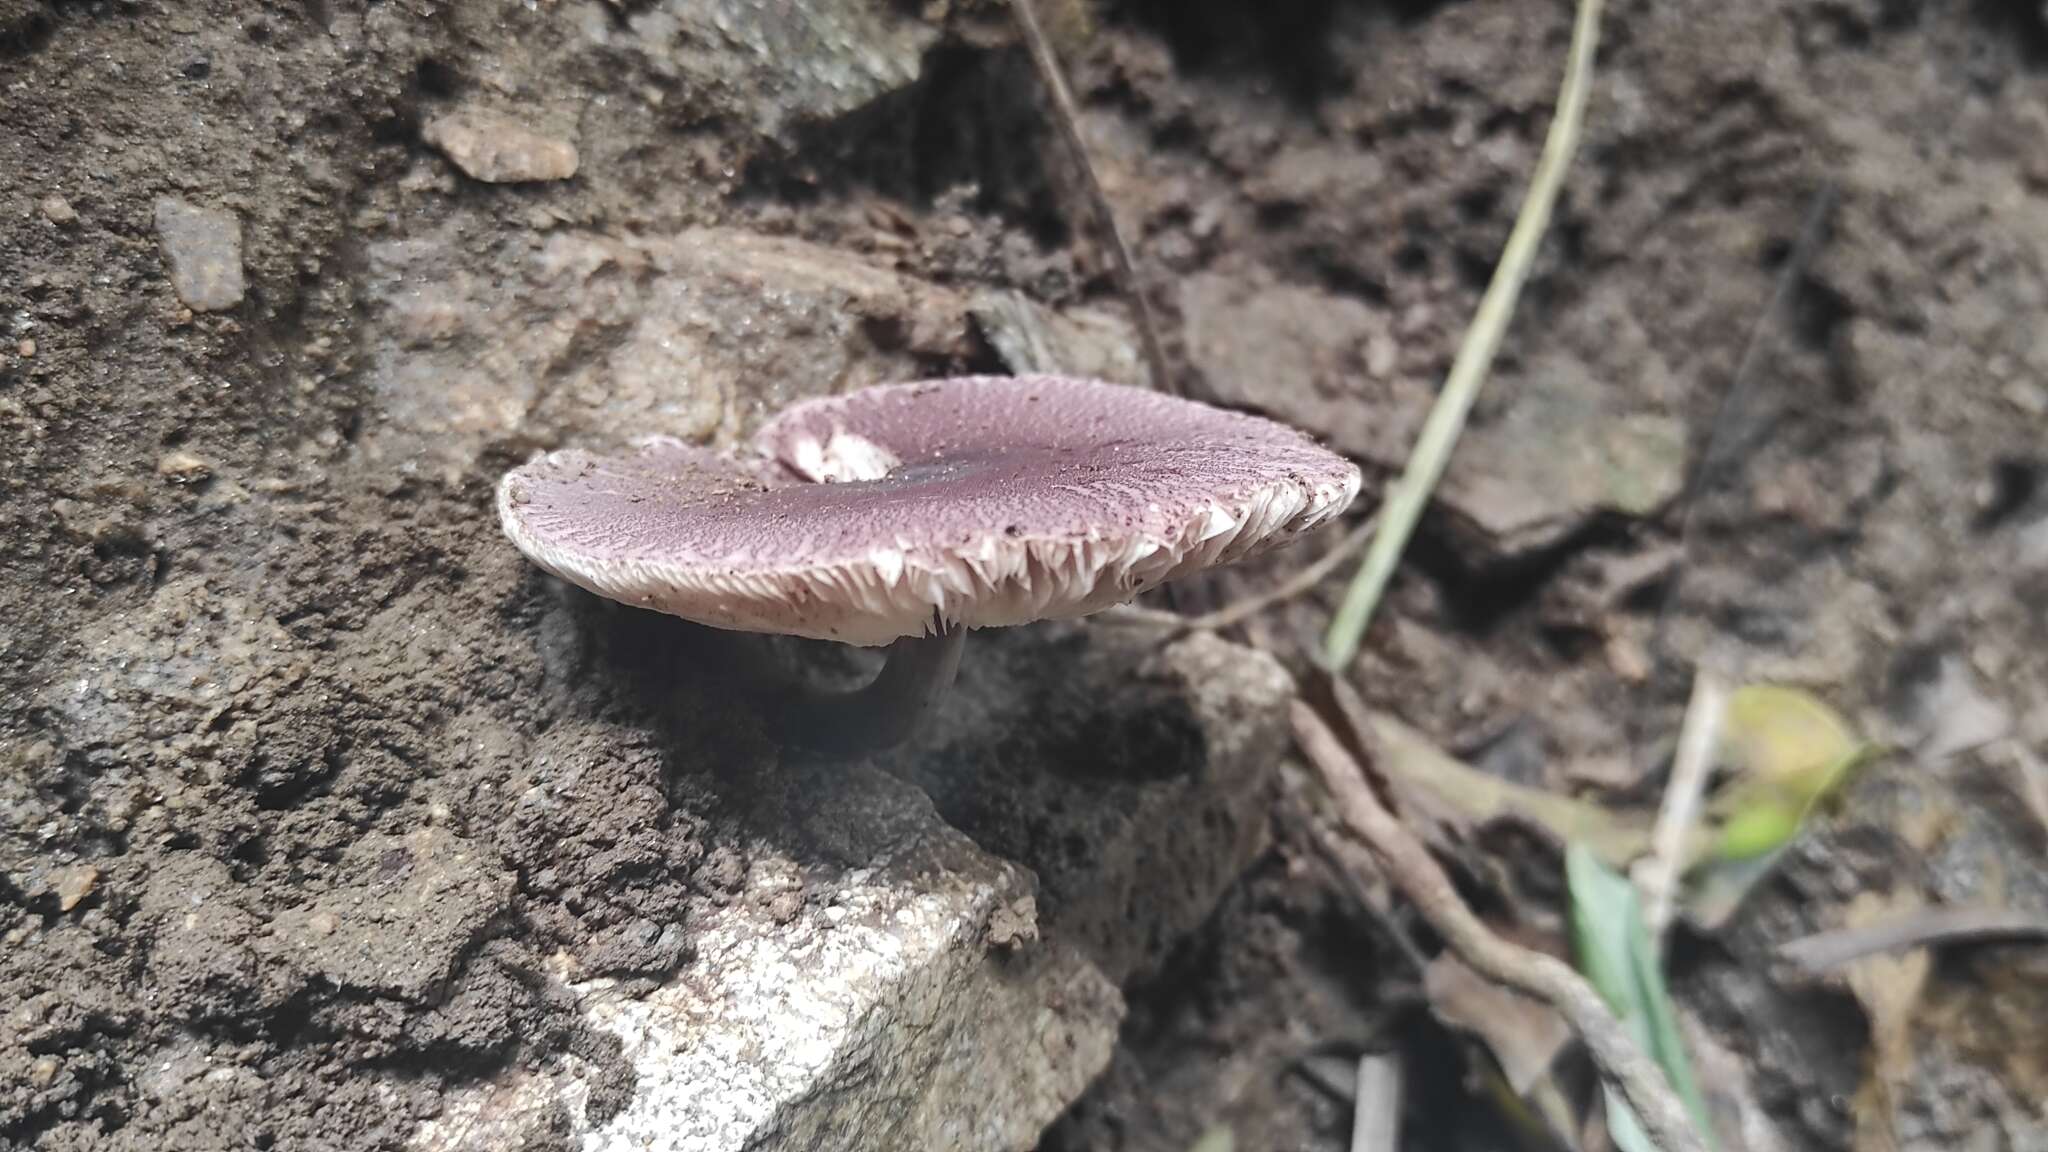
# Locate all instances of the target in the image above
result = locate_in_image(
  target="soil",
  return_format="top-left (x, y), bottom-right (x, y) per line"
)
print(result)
top-left (4, 1), bottom-right (2046, 1151)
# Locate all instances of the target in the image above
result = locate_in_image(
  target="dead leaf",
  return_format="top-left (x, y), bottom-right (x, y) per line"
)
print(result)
top-left (1367, 708), bottom-right (1659, 868)
top-left (1842, 891), bottom-right (1932, 1152)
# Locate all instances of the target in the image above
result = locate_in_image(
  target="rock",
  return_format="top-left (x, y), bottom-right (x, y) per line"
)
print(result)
top-left (152, 198), bottom-right (246, 311)
top-left (986, 894), bottom-right (1040, 952)
top-left (415, 625), bottom-right (1293, 1152)
top-left (1180, 269), bottom-right (1433, 470)
top-left (39, 194), bottom-right (76, 226)
top-left (421, 108), bottom-right (579, 184)
top-left (362, 225), bottom-right (969, 475)
top-left (269, 827), bottom-right (515, 1004)
top-left (1440, 349), bottom-right (1688, 558)
top-left (885, 626), bottom-right (1296, 984)
top-left (54, 865), bottom-right (97, 912)
top-left (643, 0), bottom-right (939, 141)
top-left (156, 450), bottom-right (213, 483)
top-left (415, 765), bottom-right (1123, 1152)
top-left (969, 289), bottom-right (1149, 387)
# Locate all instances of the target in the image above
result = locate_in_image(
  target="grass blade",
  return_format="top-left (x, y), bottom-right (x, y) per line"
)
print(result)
top-left (1568, 844), bottom-right (1713, 1149)
top-left (1322, 0), bottom-right (1606, 669)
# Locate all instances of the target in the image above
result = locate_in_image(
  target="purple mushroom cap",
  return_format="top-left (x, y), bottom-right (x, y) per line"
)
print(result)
top-left (497, 375), bottom-right (1361, 646)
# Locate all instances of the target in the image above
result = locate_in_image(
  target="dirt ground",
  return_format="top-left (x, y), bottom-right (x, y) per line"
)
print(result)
top-left (4, 1), bottom-right (2045, 1151)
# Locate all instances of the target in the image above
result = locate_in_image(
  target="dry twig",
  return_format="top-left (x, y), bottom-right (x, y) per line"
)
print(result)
top-left (1293, 701), bottom-right (1710, 1152)
top-left (1780, 906), bottom-right (2048, 973)
top-left (1009, 0), bottom-right (1175, 396)
top-left (1103, 515), bottom-right (1379, 638)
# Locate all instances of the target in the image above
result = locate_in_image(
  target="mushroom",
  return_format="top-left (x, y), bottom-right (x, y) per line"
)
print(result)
top-left (497, 374), bottom-right (1360, 754)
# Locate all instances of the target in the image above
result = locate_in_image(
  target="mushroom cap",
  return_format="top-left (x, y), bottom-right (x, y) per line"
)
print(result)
top-left (497, 375), bottom-right (1361, 645)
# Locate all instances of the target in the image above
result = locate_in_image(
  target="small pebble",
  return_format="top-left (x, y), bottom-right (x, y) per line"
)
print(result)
top-left (152, 197), bottom-right (246, 311)
top-left (421, 108), bottom-right (578, 184)
top-left (56, 865), bottom-right (98, 912)
top-left (28, 1056), bottom-right (59, 1089)
top-left (307, 911), bottom-right (339, 936)
top-left (1365, 332), bottom-right (1398, 379)
top-left (17, 338), bottom-right (34, 358)
top-left (40, 195), bottom-right (77, 225)
top-left (2005, 380), bottom-right (2047, 417)
top-left (157, 450), bottom-right (214, 483)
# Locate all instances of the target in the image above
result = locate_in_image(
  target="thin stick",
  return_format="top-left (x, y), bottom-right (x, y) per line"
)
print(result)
top-left (1322, 0), bottom-right (1606, 671)
top-left (1294, 702), bottom-right (1709, 1152)
top-left (1009, 0), bottom-right (1176, 396)
top-left (1633, 670), bottom-right (1727, 945)
top-left (1779, 906), bottom-right (2048, 973)
top-left (1191, 516), bottom-right (1379, 633)
top-left (1104, 516), bottom-right (1379, 637)
top-left (1350, 1054), bottom-right (1404, 1152)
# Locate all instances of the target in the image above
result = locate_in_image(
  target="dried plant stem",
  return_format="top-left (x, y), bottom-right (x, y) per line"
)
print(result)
top-left (1350, 1054), bottom-right (1405, 1152)
top-left (1780, 906), bottom-right (2048, 973)
top-left (1634, 669), bottom-right (1727, 945)
top-left (1105, 516), bottom-right (1379, 637)
top-left (1322, 0), bottom-right (1605, 670)
top-left (1009, 0), bottom-right (1176, 395)
top-left (1293, 702), bottom-right (1710, 1152)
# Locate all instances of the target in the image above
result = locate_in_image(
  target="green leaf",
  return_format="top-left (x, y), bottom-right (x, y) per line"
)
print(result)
top-left (1718, 685), bottom-right (1863, 803)
top-left (1712, 800), bottom-right (1803, 861)
top-left (1567, 844), bottom-right (1714, 1148)
top-left (1187, 1124), bottom-right (1234, 1152)
top-left (1700, 684), bottom-right (1876, 862)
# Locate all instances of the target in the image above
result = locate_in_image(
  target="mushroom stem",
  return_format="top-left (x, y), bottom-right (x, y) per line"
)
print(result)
top-left (783, 625), bottom-right (968, 756)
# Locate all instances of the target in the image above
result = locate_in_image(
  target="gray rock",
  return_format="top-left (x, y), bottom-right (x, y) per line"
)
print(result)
top-left (1440, 352), bottom-right (1688, 557)
top-left (40, 194), bottom-right (77, 226)
top-left (970, 289), bottom-right (1150, 387)
top-left (412, 624), bottom-right (1293, 1152)
top-left (152, 197), bottom-right (245, 311)
top-left (637, 0), bottom-right (939, 141)
top-left (415, 765), bottom-right (1124, 1152)
top-left (1180, 269), bottom-right (1433, 471)
top-left (422, 108), bottom-right (579, 184)
top-left (362, 225), bottom-right (968, 476)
